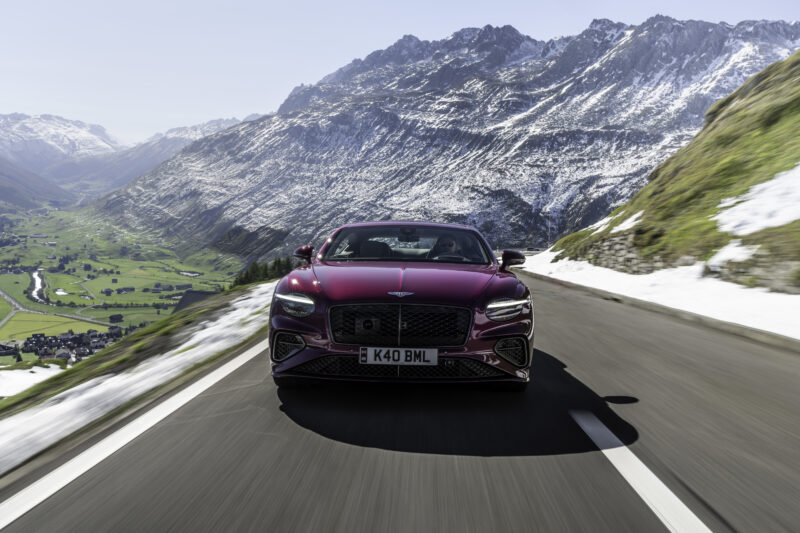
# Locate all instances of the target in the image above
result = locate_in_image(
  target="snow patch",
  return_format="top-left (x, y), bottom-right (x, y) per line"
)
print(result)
top-left (587, 213), bottom-right (619, 234)
top-left (524, 251), bottom-right (799, 340)
top-left (713, 163), bottom-right (800, 235)
top-left (0, 365), bottom-right (64, 398)
top-left (707, 240), bottom-right (759, 267)
top-left (611, 211), bottom-right (644, 233)
top-left (0, 281), bottom-right (276, 474)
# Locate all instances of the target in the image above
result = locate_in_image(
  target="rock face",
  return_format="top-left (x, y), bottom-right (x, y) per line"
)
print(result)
top-left (0, 114), bottom-right (122, 174)
top-left (584, 233), bottom-right (800, 294)
top-left (550, 48), bottom-right (800, 294)
top-left (581, 234), bottom-right (665, 275)
top-left (99, 17), bottom-right (800, 259)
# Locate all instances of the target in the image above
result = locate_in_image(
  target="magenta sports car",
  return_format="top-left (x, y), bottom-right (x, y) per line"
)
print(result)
top-left (268, 221), bottom-right (533, 391)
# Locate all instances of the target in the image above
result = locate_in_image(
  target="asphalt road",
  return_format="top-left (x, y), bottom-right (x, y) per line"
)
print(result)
top-left (3, 276), bottom-right (799, 532)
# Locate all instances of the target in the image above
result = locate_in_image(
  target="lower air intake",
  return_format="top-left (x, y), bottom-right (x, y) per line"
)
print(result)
top-left (272, 332), bottom-right (305, 361)
top-left (493, 337), bottom-right (527, 366)
top-left (290, 355), bottom-right (506, 379)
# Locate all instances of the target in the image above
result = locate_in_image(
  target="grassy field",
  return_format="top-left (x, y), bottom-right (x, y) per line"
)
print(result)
top-left (0, 353), bottom-right (38, 366)
top-left (0, 208), bottom-right (245, 336)
top-left (77, 306), bottom-right (166, 325)
top-left (0, 209), bottom-right (241, 276)
top-left (0, 273), bottom-right (55, 313)
top-left (0, 313), bottom-right (107, 342)
top-left (554, 50), bottom-right (800, 267)
top-left (0, 297), bottom-right (10, 323)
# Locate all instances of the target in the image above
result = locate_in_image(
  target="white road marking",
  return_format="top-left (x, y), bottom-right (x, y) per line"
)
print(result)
top-left (0, 339), bottom-right (269, 531)
top-left (570, 410), bottom-right (712, 533)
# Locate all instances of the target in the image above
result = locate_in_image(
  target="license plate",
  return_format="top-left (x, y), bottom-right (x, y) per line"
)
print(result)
top-left (359, 347), bottom-right (438, 365)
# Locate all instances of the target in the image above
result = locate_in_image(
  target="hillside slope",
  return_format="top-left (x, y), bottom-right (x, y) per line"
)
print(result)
top-left (553, 50), bottom-right (800, 293)
top-left (41, 118), bottom-right (244, 201)
top-left (0, 156), bottom-right (76, 213)
top-left (96, 17), bottom-right (800, 260)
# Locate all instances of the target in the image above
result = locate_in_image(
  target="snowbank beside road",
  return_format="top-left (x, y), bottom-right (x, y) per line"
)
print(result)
top-left (0, 282), bottom-right (276, 475)
top-left (523, 252), bottom-right (800, 341)
top-left (0, 365), bottom-right (64, 398)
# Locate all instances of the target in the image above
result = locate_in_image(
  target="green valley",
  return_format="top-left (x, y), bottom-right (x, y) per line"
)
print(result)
top-left (0, 209), bottom-right (244, 343)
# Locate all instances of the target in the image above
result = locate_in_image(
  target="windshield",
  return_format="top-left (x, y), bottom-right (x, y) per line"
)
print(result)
top-left (322, 225), bottom-right (491, 264)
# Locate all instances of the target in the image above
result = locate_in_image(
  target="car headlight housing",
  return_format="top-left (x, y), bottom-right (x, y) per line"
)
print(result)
top-left (486, 297), bottom-right (530, 322)
top-left (275, 293), bottom-right (315, 317)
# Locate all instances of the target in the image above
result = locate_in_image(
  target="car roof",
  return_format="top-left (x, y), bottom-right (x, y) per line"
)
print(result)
top-left (336, 220), bottom-right (480, 232)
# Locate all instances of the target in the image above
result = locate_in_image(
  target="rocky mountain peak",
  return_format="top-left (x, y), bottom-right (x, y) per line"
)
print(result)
top-left (98, 17), bottom-right (800, 260)
top-left (641, 14), bottom-right (680, 26)
top-left (0, 113), bottom-right (122, 174)
top-left (587, 18), bottom-right (624, 31)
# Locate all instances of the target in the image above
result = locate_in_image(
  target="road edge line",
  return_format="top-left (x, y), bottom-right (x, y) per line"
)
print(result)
top-left (0, 339), bottom-right (268, 531)
top-left (570, 410), bottom-right (711, 533)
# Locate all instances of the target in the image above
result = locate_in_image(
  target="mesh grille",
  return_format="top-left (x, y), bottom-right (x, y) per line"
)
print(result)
top-left (329, 304), bottom-right (471, 347)
top-left (272, 332), bottom-right (305, 361)
top-left (401, 306), bottom-right (472, 347)
top-left (329, 304), bottom-right (399, 345)
top-left (290, 355), bottom-right (506, 379)
top-left (494, 337), bottom-right (527, 366)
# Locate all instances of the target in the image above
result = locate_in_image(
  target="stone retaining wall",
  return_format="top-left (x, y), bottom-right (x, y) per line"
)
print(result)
top-left (577, 235), bottom-right (800, 294)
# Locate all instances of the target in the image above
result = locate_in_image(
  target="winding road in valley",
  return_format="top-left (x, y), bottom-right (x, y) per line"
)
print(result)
top-left (0, 273), bottom-right (111, 332)
top-left (0, 287), bottom-right (47, 330)
top-left (1, 275), bottom-right (798, 531)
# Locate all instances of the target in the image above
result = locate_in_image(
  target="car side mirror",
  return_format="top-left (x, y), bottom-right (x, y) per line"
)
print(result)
top-left (500, 249), bottom-right (525, 272)
top-left (293, 245), bottom-right (314, 264)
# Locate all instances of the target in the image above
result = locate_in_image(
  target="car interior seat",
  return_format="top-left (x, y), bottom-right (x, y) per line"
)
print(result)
top-left (359, 240), bottom-right (392, 259)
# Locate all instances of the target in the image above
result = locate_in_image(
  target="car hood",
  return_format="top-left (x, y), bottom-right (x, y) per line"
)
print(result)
top-left (311, 261), bottom-right (497, 306)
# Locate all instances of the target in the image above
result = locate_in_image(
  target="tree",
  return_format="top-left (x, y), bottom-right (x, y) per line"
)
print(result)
top-left (270, 257), bottom-right (282, 277)
top-left (281, 256), bottom-right (292, 276)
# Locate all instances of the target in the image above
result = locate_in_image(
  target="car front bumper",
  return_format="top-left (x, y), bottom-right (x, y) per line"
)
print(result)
top-left (270, 330), bottom-right (533, 384)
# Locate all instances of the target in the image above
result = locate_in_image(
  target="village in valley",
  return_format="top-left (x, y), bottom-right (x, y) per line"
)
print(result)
top-left (0, 211), bottom-right (242, 366)
top-left (0, 326), bottom-right (123, 364)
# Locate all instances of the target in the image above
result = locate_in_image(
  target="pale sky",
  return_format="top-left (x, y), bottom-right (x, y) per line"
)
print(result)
top-left (1, 0), bottom-right (797, 144)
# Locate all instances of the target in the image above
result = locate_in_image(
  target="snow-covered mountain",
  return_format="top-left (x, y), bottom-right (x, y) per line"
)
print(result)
top-left (142, 118), bottom-right (246, 144)
top-left (550, 48), bottom-right (800, 293)
top-left (43, 117), bottom-right (245, 200)
top-left (0, 113), bottom-right (122, 174)
top-left (98, 16), bottom-right (800, 258)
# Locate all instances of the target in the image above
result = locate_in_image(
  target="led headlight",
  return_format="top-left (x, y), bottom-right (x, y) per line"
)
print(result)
top-left (486, 297), bottom-right (530, 322)
top-left (275, 293), bottom-right (315, 317)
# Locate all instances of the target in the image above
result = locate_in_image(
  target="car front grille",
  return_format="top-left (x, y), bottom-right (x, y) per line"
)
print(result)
top-left (290, 355), bottom-right (506, 379)
top-left (329, 304), bottom-right (471, 347)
